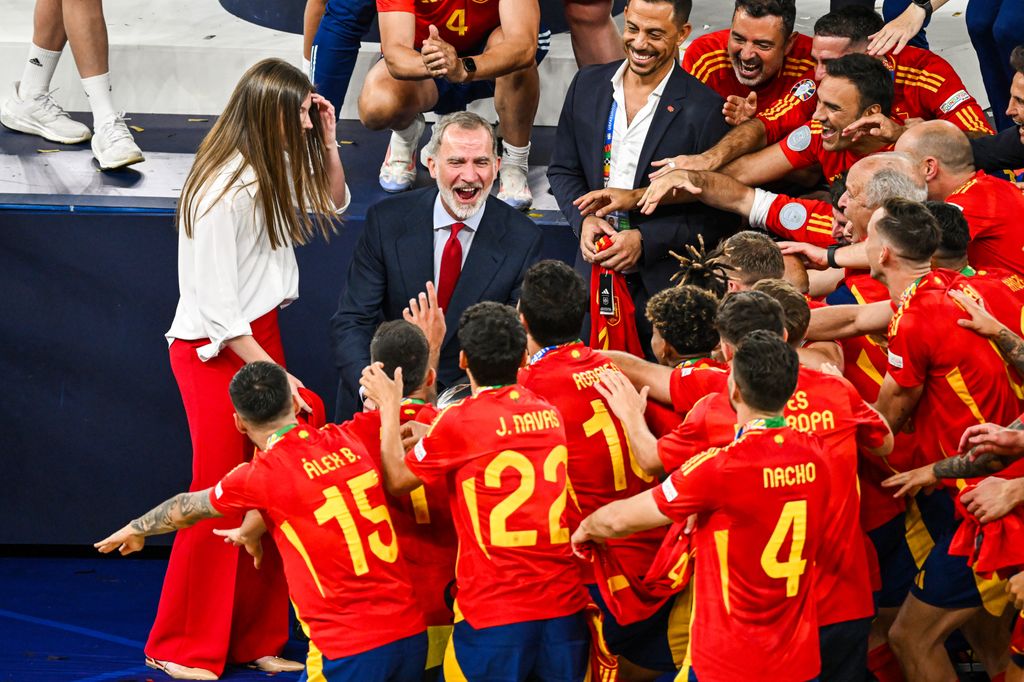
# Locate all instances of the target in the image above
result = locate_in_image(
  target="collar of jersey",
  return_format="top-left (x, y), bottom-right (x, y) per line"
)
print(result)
top-left (736, 415), bottom-right (786, 439)
top-left (267, 422), bottom-right (299, 450)
top-left (529, 340), bottom-right (584, 365)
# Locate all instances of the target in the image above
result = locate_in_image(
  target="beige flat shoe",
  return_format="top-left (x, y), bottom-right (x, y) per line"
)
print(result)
top-left (248, 655), bottom-right (305, 673)
top-left (145, 656), bottom-right (218, 680)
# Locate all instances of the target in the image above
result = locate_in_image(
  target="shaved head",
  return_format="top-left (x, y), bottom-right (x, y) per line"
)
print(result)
top-left (895, 120), bottom-right (975, 174)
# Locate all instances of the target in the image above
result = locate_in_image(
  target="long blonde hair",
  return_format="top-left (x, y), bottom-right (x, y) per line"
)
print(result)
top-left (177, 58), bottom-right (336, 249)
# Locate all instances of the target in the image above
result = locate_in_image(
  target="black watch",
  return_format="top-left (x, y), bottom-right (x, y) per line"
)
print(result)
top-left (911, 0), bottom-right (933, 22)
top-left (461, 57), bottom-right (477, 80)
top-left (826, 244), bottom-right (841, 269)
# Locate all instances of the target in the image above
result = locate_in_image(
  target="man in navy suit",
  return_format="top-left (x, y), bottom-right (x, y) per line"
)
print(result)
top-left (548, 0), bottom-right (739, 355)
top-left (331, 111), bottom-right (542, 420)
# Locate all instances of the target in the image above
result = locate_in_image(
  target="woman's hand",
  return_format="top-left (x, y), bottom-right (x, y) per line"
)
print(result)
top-left (287, 372), bottom-right (312, 413)
top-left (311, 93), bottom-right (337, 148)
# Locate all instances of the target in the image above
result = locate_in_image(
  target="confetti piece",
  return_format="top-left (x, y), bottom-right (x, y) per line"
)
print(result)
top-left (952, 11), bottom-right (962, 16)
top-left (188, 118), bottom-right (209, 122)
top-left (339, 139), bottom-right (355, 145)
top-left (204, 34), bottom-right (216, 40)
top-left (528, 212), bottom-right (542, 218)
top-left (37, 149), bottom-right (60, 153)
top-left (130, 125), bottom-right (144, 133)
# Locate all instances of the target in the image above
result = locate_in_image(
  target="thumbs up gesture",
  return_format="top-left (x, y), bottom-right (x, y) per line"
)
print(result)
top-left (421, 24), bottom-right (462, 82)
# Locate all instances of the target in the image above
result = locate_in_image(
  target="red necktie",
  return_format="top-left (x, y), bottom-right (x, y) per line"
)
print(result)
top-left (437, 222), bottom-right (464, 311)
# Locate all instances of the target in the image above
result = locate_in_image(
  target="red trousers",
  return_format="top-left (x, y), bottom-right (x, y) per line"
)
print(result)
top-left (145, 310), bottom-right (290, 674)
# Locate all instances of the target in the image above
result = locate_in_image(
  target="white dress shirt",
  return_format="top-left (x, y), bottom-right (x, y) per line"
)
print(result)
top-left (432, 193), bottom-right (486, 284)
top-left (166, 154), bottom-right (350, 360)
top-left (607, 61), bottom-right (674, 190)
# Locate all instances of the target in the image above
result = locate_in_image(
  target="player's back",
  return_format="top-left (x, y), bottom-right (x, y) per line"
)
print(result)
top-left (233, 423), bottom-right (425, 658)
top-left (952, 268), bottom-right (1024, 334)
top-left (887, 272), bottom-right (1024, 464)
top-left (346, 404), bottom-right (457, 627)
top-left (411, 385), bottom-right (587, 628)
top-left (947, 173), bottom-right (1024, 275)
top-left (658, 425), bottom-right (830, 681)
top-left (786, 367), bottom-right (884, 625)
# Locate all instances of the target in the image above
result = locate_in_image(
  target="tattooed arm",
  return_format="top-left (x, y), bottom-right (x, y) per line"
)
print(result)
top-left (94, 489), bottom-right (222, 556)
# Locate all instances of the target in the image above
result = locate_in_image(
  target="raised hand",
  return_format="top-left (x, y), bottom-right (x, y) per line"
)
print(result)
top-left (867, 3), bottom-right (927, 56)
top-left (360, 363), bottom-right (404, 415)
top-left (637, 169), bottom-right (702, 215)
top-left (649, 154), bottom-right (712, 180)
top-left (948, 289), bottom-right (1006, 339)
top-left (404, 281), bottom-right (447, 350)
top-left (842, 113), bottom-right (905, 144)
top-left (574, 188), bottom-right (642, 218)
top-left (723, 92), bottom-right (758, 126)
top-left (311, 93), bottom-right (337, 148)
top-left (594, 369), bottom-right (649, 425)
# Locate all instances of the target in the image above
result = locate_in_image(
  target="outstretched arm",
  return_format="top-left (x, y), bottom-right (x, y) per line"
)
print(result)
top-left (361, 363), bottom-right (424, 496)
top-left (95, 490), bottom-right (222, 555)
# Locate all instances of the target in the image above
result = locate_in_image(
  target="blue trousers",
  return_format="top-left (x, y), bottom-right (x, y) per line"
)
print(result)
top-left (311, 0), bottom-right (377, 113)
top-left (967, 0), bottom-right (1024, 130)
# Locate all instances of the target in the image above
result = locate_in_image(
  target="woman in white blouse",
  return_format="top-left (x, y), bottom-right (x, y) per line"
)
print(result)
top-left (147, 58), bottom-right (348, 680)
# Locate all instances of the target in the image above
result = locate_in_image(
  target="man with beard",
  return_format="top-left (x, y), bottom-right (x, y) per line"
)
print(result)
top-left (970, 45), bottom-right (1024, 176)
top-left (331, 111), bottom-right (541, 420)
top-left (548, 0), bottom-right (738, 356)
top-left (682, 0), bottom-right (816, 126)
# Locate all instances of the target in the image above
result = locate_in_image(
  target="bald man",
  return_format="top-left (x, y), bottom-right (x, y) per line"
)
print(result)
top-left (896, 120), bottom-right (1024, 275)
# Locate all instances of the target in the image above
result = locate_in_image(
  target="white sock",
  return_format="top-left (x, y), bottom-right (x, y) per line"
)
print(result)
top-left (301, 57), bottom-right (312, 80)
top-left (502, 141), bottom-right (530, 171)
top-left (391, 116), bottom-right (422, 150)
top-left (19, 44), bottom-right (62, 98)
top-left (81, 73), bottom-right (117, 127)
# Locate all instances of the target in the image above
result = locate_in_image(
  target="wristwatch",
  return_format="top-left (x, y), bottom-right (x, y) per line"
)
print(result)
top-left (911, 0), bottom-right (933, 22)
top-left (826, 244), bottom-right (841, 269)
top-left (461, 57), bottom-right (477, 81)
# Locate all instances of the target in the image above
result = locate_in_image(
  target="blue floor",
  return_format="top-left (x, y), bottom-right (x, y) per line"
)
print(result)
top-left (0, 557), bottom-right (306, 681)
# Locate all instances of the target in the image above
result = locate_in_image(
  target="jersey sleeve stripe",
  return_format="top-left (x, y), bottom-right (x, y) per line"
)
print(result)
top-left (693, 56), bottom-right (731, 82)
top-left (895, 77), bottom-right (939, 94)
top-left (895, 65), bottom-right (946, 87)
top-left (688, 50), bottom-right (728, 78)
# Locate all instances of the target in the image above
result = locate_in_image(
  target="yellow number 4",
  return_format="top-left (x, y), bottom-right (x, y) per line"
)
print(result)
top-left (760, 500), bottom-right (808, 597)
top-left (445, 9), bottom-right (468, 36)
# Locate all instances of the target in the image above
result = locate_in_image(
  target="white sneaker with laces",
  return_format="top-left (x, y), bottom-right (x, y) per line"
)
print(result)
top-left (1, 82), bottom-right (91, 144)
top-left (379, 115), bottom-right (425, 193)
top-left (497, 163), bottom-right (533, 211)
top-left (91, 114), bottom-right (144, 170)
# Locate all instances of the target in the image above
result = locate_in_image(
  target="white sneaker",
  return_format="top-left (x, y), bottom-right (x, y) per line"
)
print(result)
top-left (497, 163), bottom-right (532, 211)
top-left (1, 82), bottom-right (91, 144)
top-left (379, 114), bottom-right (424, 193)
top-left (91, 114), bottom-right (144, 170)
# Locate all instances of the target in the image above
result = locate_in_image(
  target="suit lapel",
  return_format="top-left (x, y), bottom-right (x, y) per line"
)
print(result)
top-left (593, 68), bottom-right (617, 188)
top-left (633, 65), bottom-right (688, 188)
top-left (441, 200), bottom-right (507, 349)
top-left (396, 189), bottom-right (437, 300)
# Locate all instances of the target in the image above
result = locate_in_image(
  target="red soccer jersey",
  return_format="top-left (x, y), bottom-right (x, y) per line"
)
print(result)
top-left (376, 0), bottom-right (501, 54)
top-left (668, 357), bottom-right (730, 416)
top-left (406, 385), bottom-right (588, 628)
top-left (209, 424), bottom-right (425, 659)
top-left (945, 172), bottom-right (1024, 276)
top-left (660, 367), bottom-right (884, 625)
top-left (758, 45), bottom-right (992, 144)
top-left (653, 422), bottom-right (830, 682)
top-left (345, 402), bottom-right (457, 627)
top-left (886, 273), bottom-right (1024, 469)
top-left (949, 268), bottom-right (1024, 336)
top-left (779, 120), bottom-right (891, 182)
top-left (517, 343), bottom-right (664, 582)
top-left (754, 191), bottom-right (835, 247)
top-left (683, 30), bottom-right (816, 116)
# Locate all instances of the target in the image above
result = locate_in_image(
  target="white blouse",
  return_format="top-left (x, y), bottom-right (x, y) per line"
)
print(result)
top-left (166, 155), bottom-right (349, 361)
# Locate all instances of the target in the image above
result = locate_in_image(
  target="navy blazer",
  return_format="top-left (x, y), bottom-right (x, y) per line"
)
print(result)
top-left (330, 187), bottom-right (543, 419)
top-left (548, 61), bottom-right (740, 294)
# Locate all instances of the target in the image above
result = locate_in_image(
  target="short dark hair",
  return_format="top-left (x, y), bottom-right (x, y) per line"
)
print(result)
top-left (458, 302), bottom-right (526, 387)
top-left (519, 260), bottom-right (587, 347)
top-left (753, 278), bottom-right (810, 344)
top-left (717, 230), bottom-right (785, 286)
top-left (734, 0), bottom-right (796, 36)
top-left (813, 6), bottom-right (885, 44)
top-left (732, 330), bottom-right (800, 412)
top-left (715, 290), bottom-right (786, 346)
top-left (229, 361), bottom-right (293, 425)
top-left (646, 285), bottom-right (720, 356)
top-left (634, 0), bottom-right (694, 24)
top-left (924, 200), bottom-right (969, 259)
top-left (370, 320), bottom-right (430, 396)
top-left (829, 173), bottom-right (848, 210)
top-left (1011, 45), bottom-right (1024, 75)
top-left (875, 197), bottom-right (940, 263)
top-left (825, 53), bottom-right (894, 116)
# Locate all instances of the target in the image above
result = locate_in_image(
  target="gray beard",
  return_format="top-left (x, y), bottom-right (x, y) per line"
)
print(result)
top-left (439, 183), bottom-right (489, 220)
